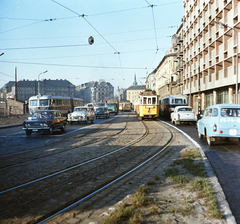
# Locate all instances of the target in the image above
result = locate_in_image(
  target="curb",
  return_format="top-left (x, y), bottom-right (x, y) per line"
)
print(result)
top-left (161, 121), bottom-right (237, 224)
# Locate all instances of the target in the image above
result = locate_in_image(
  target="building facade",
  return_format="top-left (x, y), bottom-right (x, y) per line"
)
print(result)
top-left (126, 85), bottom-right (146, 107)
top-left (0, 79), bottom-right (75, 103)
top-left (182, 0), bottom-right (240, 113)
top-left (75, 80), bottom-right (114, 104)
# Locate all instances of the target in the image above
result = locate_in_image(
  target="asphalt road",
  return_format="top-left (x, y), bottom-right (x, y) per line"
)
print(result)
top-left (161, 118), bottom-right (240, 224)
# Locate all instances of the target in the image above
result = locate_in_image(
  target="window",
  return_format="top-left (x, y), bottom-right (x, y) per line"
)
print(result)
top-left (30, 100), bottom-right (37, 106)
top-left (212, 108), bottom-right (218, 117)
top-left (143, 97), bottom-right (147, 104)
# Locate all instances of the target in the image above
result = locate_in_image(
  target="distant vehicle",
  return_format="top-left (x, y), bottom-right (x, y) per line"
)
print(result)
top-left (119, 101), bottom-right (132, 111)
top-left (95, 106), bottom-right (110, 119)
top-left (28, 95), bottom-right (84, 119)
top-left (197, 104), bottom-right (240, 146)
top-left (94, 102), bottom-right (106, 111)
top-left (23, 110), bottom-right (67, 135)
top-left (134, 89), bottom-right (159, 120)
top-left (170, 106), bottom-right (197, 125)
top-left (67, 106), bottom-right (94, 124)
top-left (105, 99), bottom-right (119, 115)
top-left (159, 95), bottom-right (188, 120)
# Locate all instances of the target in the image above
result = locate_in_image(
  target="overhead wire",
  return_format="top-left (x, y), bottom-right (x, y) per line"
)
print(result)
top-left (0, 60), bottom-right (146, 70)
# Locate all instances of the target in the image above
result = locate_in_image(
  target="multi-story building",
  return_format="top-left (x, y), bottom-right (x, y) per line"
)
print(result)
top-left (155, 35), bottom-right (178, 98)
top-left (75, 80), bottom-right (114, 104)
top-left (0, 79), bottom-right (75, 103)
top-left (174, 23), bottom-right (184, 94)
top-left (116, 87), bottom-right (126, 102)
top-left (126, 85), bottom-right (146, 107)
top-left (182, 0), bottom-right (240, 113)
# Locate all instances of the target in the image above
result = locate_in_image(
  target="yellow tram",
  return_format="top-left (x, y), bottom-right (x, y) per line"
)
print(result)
top-left (119, 100), bottom-right (132, 111)
top-left (134, 89), bottom-right (159, 120)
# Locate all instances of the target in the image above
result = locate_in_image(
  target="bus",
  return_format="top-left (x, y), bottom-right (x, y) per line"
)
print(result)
top-left (159, 95), bottom-right (187, 119)
top-left (28, 95), bottom-right (84, 118)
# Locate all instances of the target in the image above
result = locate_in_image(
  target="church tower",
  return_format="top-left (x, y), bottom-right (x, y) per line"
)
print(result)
top-left (133, 74), bottom-right (137, 86)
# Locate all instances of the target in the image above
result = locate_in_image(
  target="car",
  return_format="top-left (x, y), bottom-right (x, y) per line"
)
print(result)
top-left (95, 106), bottom-right (110, 119)
top-left (197, 104), bottom-right (240, 145)
top-left (171, 106), bottom-right (197, 125)
top-left (23, 110), bottom-right (67, 135)
top-left (67, 106), bottom-right (94, 124)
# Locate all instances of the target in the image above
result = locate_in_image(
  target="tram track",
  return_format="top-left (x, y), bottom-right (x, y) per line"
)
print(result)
top-left (0, 115), bottom-right (130, 169)
top-left (37, 120), bottom-right (175, 224)
top-left (0, 117), bottom-right (174, 224)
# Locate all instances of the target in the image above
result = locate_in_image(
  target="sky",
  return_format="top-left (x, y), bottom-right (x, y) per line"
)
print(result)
top-left (0, 0), bottom-right (183, 93)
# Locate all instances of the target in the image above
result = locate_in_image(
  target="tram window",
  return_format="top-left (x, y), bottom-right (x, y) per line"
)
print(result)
top-left (148, 98), bottom-right (151, 104)
top-left (172, 99), bottom-right (174, 104)
top-left (52, 99), bottom-right (56, 106)
top-left (152, 97), bottom-right (156, 104)
top-left (143, 97), bottom-right (147, 104)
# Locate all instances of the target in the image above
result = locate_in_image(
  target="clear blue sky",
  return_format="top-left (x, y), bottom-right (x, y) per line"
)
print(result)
top-left (0, 0), bottom-right (183, 93)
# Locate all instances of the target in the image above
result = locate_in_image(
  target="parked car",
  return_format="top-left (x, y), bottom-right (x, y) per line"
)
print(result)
top-left (197, 104), bottom-right (240, 145)
top-left (171, 106), bottom-right (197, 125)
top-left (67, 106), bottom-right (94, 124)
top-left (23, 110), bottom-right (67, 135)
top-left (95, 107), bottom-right (110, 119)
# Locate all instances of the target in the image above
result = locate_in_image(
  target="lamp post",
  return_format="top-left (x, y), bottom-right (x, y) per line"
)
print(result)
top-left (215, 20), bottom-right (238, 104)
top-left (38, 70), bottom-right (48, 95)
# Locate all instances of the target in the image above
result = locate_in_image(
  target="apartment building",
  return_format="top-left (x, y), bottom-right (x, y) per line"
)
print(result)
top-left (183, 0), bottom-right (240, 113)
top-left (75, 80), bottom-right (114, 103)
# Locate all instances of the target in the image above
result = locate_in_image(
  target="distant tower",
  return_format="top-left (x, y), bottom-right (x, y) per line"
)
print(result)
top-left (133, 74), bottom-right (137, 86)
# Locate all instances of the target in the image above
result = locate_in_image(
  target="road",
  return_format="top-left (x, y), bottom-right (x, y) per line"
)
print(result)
top-left (0, 114), bottom-right (239, 223)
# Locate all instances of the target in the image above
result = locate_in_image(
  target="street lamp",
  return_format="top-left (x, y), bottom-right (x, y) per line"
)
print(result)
top-left (38, 70), bottom-right (48, 95)
top-left (215, 20), bottom-right (238, 104)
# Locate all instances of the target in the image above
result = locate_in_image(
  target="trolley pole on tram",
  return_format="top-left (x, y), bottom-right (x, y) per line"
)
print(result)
top-left (38, 70), bottom-right (48, 95)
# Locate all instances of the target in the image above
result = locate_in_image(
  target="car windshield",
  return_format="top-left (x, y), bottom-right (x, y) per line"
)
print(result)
top-left (74, 108), bottom-right (87, 112)
top-left (178, 108), bottom-right (192, 112)
top-left (97, 108), bottom-right (106, 111)
top-left (32, 111), bottom-right (54, 119)
top-left (221, 108), bottom-right (240, 117)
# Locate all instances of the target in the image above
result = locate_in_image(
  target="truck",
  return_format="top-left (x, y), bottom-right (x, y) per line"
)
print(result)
top-left (105, 99), bottom-right (119, 115)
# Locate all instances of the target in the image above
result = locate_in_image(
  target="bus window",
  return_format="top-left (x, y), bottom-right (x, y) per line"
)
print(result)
top-left (148, 98), bottom-right (151, 104)
top-left (172, 99), bottom-right (174, 104)
top-left (143, 97), bottom-right (147, 104)
top-left (30, 100), bottom-right (37, 106)
top-left (39, 99), bottom-right (48, 106)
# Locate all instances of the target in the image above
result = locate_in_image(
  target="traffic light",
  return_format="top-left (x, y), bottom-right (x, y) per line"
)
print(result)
top-left (88, 36), bottom-right (94, 45)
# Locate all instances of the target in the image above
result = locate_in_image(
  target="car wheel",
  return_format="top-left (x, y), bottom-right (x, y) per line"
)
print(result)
top-left (69, 121), bottom-right (72, 125)
top-left (91, 118), bottom-right (94, 124)
top-left (26, 131), bottom-right (31, 136)
top-left (85, 119), bottom-right (88, 124)
top-left (206, 131), bottom-right (213, 146)
top-left (61, 124), bottom-right (65, 132)
top-left (198, 131), bottom-right (203, 139)
top-left (49, 127), bottom-right (53, 135)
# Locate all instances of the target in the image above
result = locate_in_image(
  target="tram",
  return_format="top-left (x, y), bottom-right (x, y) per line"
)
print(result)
top-left (134, 89), bottom-right (159, 120)
top-left (159, 94), bottom-right (187, 119)
top-left (28, 95), bottom-right (84, 118)
top-left (119, 101), bottom-right (132, 111)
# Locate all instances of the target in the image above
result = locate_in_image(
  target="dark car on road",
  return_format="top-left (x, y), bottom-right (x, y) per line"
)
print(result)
top-left (23, 110), bottom-right (67, 135)
top-left (95, 107), bottom-right (110, 119)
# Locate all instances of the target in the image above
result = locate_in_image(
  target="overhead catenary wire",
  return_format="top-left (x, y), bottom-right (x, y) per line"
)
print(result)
top-left (0, 60), bottom-right (146, 70)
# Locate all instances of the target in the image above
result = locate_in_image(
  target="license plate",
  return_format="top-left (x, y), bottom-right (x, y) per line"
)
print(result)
top-left (229, 129), bottom-right (237, 136)
top-left (32, 129), bottom-right (38, 132)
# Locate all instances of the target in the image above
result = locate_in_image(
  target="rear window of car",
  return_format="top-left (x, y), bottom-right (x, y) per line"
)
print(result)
top-left (221, 108), bottom-right (240, 117)
top-left (178, 108), bottom-right (192, 112)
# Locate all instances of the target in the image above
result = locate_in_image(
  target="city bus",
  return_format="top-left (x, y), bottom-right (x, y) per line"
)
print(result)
top-left (28, 95), bottom-right (84, 118)
top-left (159, 95), bottom-right (187, 119)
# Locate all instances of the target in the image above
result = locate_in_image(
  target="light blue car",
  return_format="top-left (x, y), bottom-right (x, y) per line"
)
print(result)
top-left (197, 104), bottom-right (240, 145)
